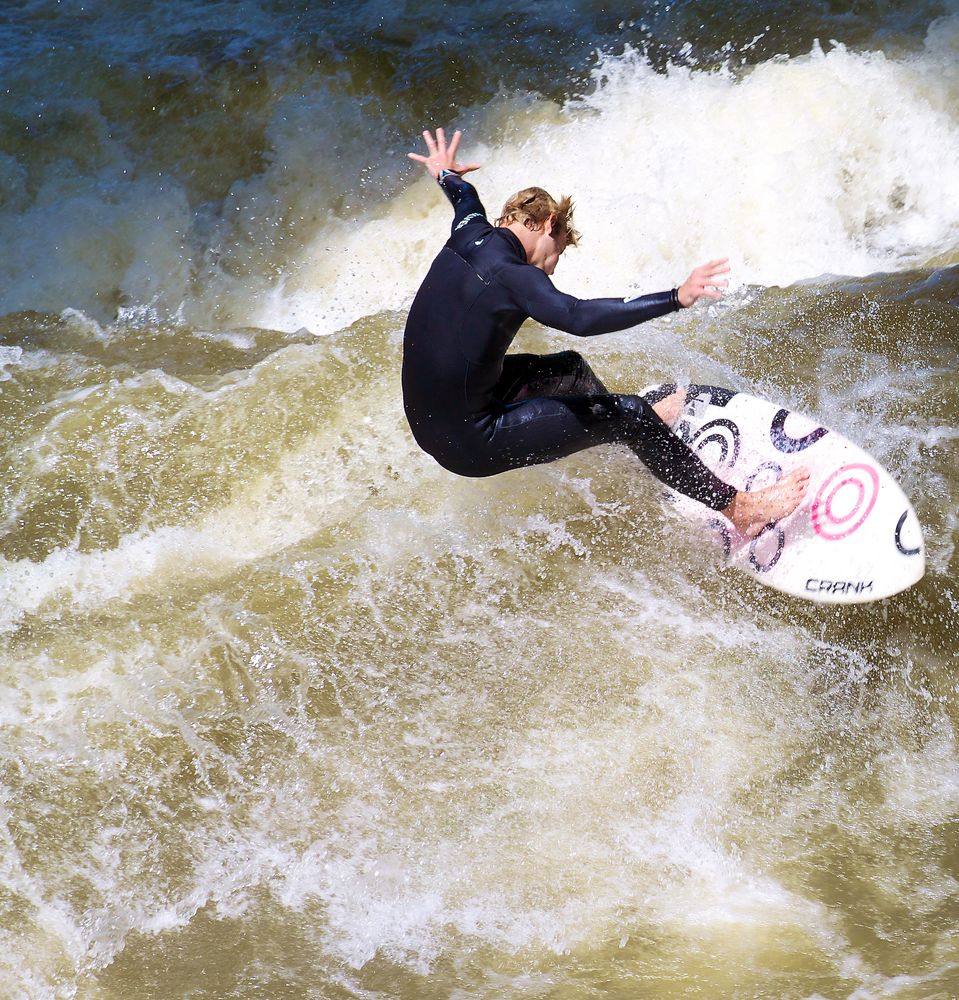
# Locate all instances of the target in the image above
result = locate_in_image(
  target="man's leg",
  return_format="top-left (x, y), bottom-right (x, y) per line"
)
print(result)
top-left (485, 388), bottom-right (734, 509)
top-left (483, 354), bottom-right (807, 530)
top-left (494, 351), bottom-right (608, 403)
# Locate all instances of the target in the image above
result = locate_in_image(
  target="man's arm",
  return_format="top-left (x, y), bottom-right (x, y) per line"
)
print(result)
top-left (508, 265), bottom-right (681, 337)
top-left (438, 171), bottom-right (488, 234)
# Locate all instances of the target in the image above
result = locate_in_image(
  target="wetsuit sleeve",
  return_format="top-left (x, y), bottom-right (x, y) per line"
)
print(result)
top-left (505, 265), bottom-right (681, 337)
top-left (438, 171), bottom-right (488, 235)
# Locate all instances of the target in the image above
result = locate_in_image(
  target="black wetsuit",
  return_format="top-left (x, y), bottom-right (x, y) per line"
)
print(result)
top-left (402, 172), bottom-right (736, 510)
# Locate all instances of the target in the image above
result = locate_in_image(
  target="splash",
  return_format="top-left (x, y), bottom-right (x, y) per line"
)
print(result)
top-left (1, 19), bottom-right (957, 333)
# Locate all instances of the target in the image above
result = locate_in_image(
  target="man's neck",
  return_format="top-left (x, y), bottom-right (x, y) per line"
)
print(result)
top-left (501, 221), bottom-right (533, 263)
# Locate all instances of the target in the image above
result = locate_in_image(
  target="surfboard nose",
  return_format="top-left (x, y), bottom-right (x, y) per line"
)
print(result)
top-left (643, 382), bottom-right (925, 604)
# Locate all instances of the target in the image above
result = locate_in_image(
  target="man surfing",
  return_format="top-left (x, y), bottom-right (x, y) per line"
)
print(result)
top-left (403, 128), bottom-right (807, 538)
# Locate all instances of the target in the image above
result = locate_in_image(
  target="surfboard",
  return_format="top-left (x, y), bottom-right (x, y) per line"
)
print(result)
top-left (642, 383), bottom-right (925, 604)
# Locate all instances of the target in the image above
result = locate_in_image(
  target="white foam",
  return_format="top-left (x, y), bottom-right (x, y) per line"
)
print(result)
top-left (3, 24), bottom-right (955, 334)
top-left (0, 346), bottom-right (23, 382)
top-left (879, 728), bottom-right (959, 824)
top-left (501, 23), bottom-right (959, 296)
top-left (265, 19), bottom-right (959, 334)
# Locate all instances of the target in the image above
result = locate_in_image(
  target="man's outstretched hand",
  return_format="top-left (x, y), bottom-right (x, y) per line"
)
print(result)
top-left (408, 128), bottom-right (481, 180)
top-left (677, 258), bottom-right (730, 307)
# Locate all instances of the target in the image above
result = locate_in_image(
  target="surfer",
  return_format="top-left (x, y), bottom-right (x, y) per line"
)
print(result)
top-left (403, 128), bottom-right (807, 537)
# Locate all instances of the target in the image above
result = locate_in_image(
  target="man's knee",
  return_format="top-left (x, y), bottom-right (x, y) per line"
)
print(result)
top-left (610, 393), bottom-right (656, 430)
top-left (562, 392), bottom-right (653, 436)
top-left (550, 350), bottom-right (587, 373)
top-left (552, 350), bottom-right (608, 395)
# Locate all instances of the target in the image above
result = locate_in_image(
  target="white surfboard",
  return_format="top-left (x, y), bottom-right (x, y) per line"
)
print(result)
top-left (642, 383), bottom-right (925, 604)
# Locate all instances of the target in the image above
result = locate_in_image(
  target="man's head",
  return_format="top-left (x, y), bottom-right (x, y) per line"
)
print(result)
top-left (496, 187), bottom-right (580, 275)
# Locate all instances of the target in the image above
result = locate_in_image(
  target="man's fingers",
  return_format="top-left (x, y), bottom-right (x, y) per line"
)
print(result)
top-left (447, 129), bottom-right (462, 160)
top-left (412, 128), bottom-right (481, 177)
top-left (695, 259), bottom-right (730, 280)
top-left (699, 263), bottom-right (730, 277)
top-left (702, 257), bottom-right (730, 271)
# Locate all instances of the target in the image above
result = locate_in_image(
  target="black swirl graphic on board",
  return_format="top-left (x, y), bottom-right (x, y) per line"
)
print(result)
top-left (643, 383), bottom-right (680, 407)
top-left (894, 510), bottom-right (921, 556)
top-left (742, 464), bottom-right (787, 573)
top-left (690, 418), bottom-right (741, 468)
top-left (749, 522), bottom-right (785, 573)
top-left (706, 517), bottom-right (732, 560)
top-left (745, 461), bottom-right (784, 492)
top-left (770, 409), bottom-right (829, 454)
top-left (644, 384), bottom-right (739, 410)
top-left (687, 384), bottom-right (737, 407)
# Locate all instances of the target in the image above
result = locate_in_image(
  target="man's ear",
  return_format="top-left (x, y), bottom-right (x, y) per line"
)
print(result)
top-left (543, 214), bottom-right (556, 236)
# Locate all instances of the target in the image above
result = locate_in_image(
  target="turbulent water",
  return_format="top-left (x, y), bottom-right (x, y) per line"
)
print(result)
top-left (1, 1), bottom-right (958, 997)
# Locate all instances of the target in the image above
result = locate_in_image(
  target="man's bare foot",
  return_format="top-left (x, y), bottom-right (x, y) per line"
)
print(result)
top-left (722, 467), bottom-right (810, 538)
top-left (652, 385), bottom-right (687, 428)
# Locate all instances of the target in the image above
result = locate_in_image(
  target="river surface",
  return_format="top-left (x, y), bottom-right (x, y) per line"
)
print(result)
top-left (1, 2), bottom-right (958, 997)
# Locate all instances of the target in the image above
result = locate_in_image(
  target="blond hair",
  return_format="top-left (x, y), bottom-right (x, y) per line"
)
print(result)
top-left (495, 187), bottom-right (580, 246)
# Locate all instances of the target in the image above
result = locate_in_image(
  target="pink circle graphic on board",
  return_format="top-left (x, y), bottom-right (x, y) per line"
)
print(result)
top-left (810, 463), bottom-right (880, 541)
